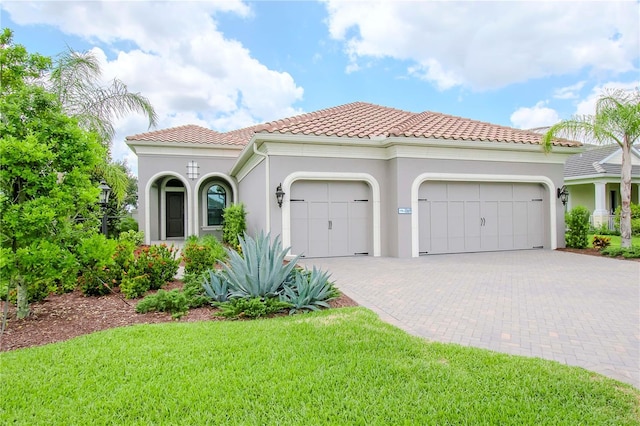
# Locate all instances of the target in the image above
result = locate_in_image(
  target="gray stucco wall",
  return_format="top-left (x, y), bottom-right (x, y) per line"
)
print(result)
top-left (136, 153), bottom-right (237, 242)
top-left (237, 160), bottom-right (268, 238)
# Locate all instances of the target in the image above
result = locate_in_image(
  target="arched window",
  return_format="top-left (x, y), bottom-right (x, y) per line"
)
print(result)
top-left (207, 184), bottom-right (226, 226)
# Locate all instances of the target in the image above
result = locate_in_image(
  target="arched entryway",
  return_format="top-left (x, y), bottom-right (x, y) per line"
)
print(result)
top-left (144, 173), bottom-right (192, 243)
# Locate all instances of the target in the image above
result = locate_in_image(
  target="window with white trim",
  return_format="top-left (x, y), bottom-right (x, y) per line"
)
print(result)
top-left (207, 184), bottom-right (226, 226)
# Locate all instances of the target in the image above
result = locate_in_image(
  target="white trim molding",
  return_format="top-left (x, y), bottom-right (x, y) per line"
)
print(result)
top-left (410, 173), bottom-right (558, 257)
top-left (281, 172), bottom-right (381, 257)
top-left (144, 172), bottom-right (192, 245)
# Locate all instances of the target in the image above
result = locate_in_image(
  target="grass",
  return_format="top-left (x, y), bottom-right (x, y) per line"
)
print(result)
top-left (1, 308), bottom-right (638, 425)
top-left (588, 234), bottom-right (640, 247)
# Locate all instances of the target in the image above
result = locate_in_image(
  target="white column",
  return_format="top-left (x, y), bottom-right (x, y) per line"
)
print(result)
top-left (592, 182), bottom-right (608, 227)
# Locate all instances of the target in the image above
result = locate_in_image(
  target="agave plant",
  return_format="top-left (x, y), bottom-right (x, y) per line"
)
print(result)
top-left (280, 267), bottom-right (337, 314)
top-left (221, 232), bottom-right (300, 299)
top-left (202, 269), bottom-right (230, 303)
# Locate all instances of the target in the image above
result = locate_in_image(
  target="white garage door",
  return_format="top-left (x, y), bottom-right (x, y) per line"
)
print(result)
top-left (418, 182), bottom-right (545, 255)
top-left (290, 181), bottom-right (371, 258)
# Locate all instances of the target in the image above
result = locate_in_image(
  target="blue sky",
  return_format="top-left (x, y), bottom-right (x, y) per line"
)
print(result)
top-left (2, 1), bottom-right (639, 173)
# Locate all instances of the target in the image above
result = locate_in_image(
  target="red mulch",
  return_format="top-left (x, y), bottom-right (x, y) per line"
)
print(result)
top-left (0, 281), bottom-right (358, 352)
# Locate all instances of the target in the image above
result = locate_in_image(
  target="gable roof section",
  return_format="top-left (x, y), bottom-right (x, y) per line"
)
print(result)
top-left (126, 102), bottom-right (579, 148)
top-left (565, 144), bottom-right (640, 178)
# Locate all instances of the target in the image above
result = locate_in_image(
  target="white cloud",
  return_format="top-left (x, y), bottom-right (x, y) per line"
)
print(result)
top-left (510, 101), bottom-right (560, 130)
top-left (323, 1), bottom-right (639, 91)
top-left (553, 81), bottom-right (586, 100)
top-left (574, 81), bottom-right (639, 117)
top-left (4, 1), bottom-right (304, 169)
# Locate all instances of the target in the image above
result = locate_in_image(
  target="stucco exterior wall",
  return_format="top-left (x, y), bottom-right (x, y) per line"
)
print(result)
top-left (237, 160), bottom-right (268, 238)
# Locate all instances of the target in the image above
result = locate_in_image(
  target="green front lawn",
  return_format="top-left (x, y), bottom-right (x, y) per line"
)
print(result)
top-left (589, 234), bottom-right (640, 247)
top-left (2, 308), bottom-right (638, 425)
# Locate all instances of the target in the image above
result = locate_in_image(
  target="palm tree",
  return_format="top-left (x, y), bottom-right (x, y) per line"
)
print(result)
top-left (542, 88), bottom-right (640, 248)
top-left (48, 48), bottom-right (158, 203)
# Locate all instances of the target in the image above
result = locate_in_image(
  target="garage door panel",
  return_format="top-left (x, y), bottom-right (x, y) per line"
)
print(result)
top-left (419, 182), bottom-right (448, 201)
top-left (290, 181), bottom-right (371, 258)
top-left (419, 182), bottom-right (545, 255)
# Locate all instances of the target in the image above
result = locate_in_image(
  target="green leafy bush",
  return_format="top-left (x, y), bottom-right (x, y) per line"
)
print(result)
top-left (135, 244), bottom-right (180, 290)
top-left (108, 240), bottom-right (137, 287)
top-left (216, 297), bottom-right (291, 319)
top-left (280, 267), bottom-right (338, 314)
top-left (118, 230), bottom-right (144, 246)
top-left (181, 235), bottom-right (226, 276)
top-left (181, 272), bottom-right (209, 308)
top-left (589, 222), bottom-right (620, 236)
top-left (591, 235), bottom-right (611, 250)
top-left (565, 206), bottom-right (591, 249)
top-left (117, 217), bottom-right (139, 234)
top-left (136, 289), bottom-right (189, 319)
top-left (3, 241), bottom-right (79, 302)
top-left (613, 203), bottom-right (640, 236)
top-left (601, 245), bottom-right (640, 258)
top-left (120, 274), bottom-right (151, 299)
top-left (222, 203), bottom-right (247, 249)
top-left (75, 234), bottom-right (117, 296)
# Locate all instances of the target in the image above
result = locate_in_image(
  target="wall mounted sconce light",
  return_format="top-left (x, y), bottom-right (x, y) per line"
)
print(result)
top-left (275, 183), bottom-right (285, 208)
top-left (557, 185), bottom-right (569, 206)
top-left (186, 160), bottom-right (200, 180)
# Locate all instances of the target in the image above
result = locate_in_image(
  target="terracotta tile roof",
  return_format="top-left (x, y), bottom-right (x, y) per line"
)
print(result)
top-left (126, 124), bottom-right (237, 145)
top-left (126, 102), bottom-right (579, 147)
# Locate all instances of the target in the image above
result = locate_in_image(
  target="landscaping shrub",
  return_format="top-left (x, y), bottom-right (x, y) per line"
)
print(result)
top-left (181, 235), bottom-right (226, 276)
top-left (222, 203), bottom-right (247, 249)
top-left (117, 217), bottom-right (139, 234)
top-left (200, 232), bottom-right (336, 318)
top-left (136, 289), bottom-right (189, 319)
top-left (75, 234), bottom-right (117, 296)
top-left (120, 274), bottom-right (151, 299)
top-left (591, 235), bottom-right (611, 250)
top-left (135, 244), bottom-right (180, 290)
top-left (601, 245), bottom-right (640, 259)
top-left (589, 222), bottom-right (619, 236)
top-left (118, 230), bottom-right (144, 246)
top-left (202, 269), bottom-right (230, 303)
top-left (108, 239), bottom-right (137, 287)
top-left (181, 272), bottom-right (209, 308)
top-left (565, 206), bottom-right (590, 249)
top-left (280, 267), bottom-right (338, 314)
top-left (216, 297), bottom-right (290, 319)
top-left (223, 232), bottom-right (299, 299)
top-left (614, 203), bottom-right (640, 236)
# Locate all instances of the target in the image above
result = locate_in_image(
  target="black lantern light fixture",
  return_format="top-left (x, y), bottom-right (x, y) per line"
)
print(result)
top-left (275, 183), bottom-right (285, 208)
top-left (98, 181), bottom-right (112, 235)
top-left (557, 185), bottom-right (569, 206)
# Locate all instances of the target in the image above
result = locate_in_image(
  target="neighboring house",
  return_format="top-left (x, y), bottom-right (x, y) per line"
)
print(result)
top-left (126, 102), bottom-right (581, 258)
top-left (563, 144), bottom-right (640, 228)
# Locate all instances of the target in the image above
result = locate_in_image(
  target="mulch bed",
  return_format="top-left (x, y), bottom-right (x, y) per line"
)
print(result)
top-left (0, 281), bottom-right (358, 352)
top-left (556, 247), bottom-right (640, 262)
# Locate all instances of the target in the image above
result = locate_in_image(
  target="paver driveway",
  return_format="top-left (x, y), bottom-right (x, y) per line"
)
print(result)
top-left (302, 250), bottom-right (640, 388)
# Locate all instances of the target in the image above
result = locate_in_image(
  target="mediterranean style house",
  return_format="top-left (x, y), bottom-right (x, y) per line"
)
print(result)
top-left (126, 102), bottom-right (581, 258)
top-left (563, 144), bottom-right (640, 228)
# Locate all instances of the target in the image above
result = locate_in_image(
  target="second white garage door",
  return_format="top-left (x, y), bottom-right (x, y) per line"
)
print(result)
top-left (418, 182), bottom-right (546, 255)
top-left (290, 181), bottom-right (371, 258)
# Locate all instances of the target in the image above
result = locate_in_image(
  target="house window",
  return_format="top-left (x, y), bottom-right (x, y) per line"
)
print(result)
top-left (207, 185), bottom-right (226, 226)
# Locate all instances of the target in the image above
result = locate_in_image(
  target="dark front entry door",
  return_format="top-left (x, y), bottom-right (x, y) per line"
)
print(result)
top-left (166, 192), bottom-right (185, 238)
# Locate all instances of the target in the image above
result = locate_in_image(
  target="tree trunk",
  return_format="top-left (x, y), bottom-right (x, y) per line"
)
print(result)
top-left (619, 137), bottom-right (632, 248)
top-left (15, 276), bottom-right (29, 319)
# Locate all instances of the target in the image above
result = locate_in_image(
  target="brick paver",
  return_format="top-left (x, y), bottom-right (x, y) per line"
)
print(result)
top-left (302, 250), bottom-right (640, 388)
